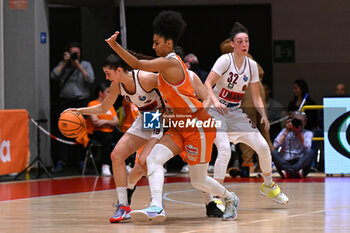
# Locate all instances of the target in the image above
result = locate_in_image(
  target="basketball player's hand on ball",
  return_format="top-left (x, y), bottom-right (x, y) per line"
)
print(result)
top-left (105, 31), bottom-right (120, 46)
top-left (260, 115), bottom-right (270, 132)
top-left (61, 108), bottom-right (79, 115)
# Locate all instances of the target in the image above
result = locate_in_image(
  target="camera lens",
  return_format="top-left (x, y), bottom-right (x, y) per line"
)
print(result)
top-left (291, 118), bottom-right (302, 128)
top-left (70, 52), bottom-right (78, 60)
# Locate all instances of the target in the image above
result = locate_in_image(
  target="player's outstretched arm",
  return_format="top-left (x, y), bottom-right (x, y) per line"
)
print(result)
top-left (77, 81), bottom-right (120, 115)
top-left (105, 31), bottom-right (174, 76)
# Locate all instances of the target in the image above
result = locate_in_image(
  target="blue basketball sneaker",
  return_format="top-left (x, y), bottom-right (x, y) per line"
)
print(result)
top-left (109, 204), bottom-right (131, 223)
top-left (130, 205), bottom-right (166, 223)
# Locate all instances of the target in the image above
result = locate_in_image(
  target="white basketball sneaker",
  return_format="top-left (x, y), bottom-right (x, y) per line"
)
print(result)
top-left (260, 182), bottom-right (289, 204)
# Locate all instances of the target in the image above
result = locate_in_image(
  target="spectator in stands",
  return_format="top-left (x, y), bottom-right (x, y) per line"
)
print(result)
top-left (184, 53), bottom-right (208, 83)
top-left (287, 79), bottom-right (318, 131)
top-left (335, 83), bottom-right (347, 95)
top-left (272, 111), bottom-right (314, 178)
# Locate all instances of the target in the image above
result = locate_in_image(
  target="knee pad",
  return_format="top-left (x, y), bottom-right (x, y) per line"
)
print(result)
top-left (146, 144), bottom-right (173, 176)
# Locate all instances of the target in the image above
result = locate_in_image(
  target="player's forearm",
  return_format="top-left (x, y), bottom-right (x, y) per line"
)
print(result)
top-left (78, 104), bottom-right (108, 115)
top-left (205, 82), bottom-right (219, 105)
top-left (202, 96), bottom-right (212, 110)
top-left (253, 97), bottom-right (267, 119)
top-left (108, 40), bottom-right (140, 69)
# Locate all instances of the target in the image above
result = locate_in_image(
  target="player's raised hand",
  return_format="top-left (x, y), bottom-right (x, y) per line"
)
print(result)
top-left (105, 31), bottom-right (120, 46)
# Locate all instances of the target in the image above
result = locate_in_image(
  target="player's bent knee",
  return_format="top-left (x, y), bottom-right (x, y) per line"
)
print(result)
top-left (216, 142), bottom-right (231, 160)
top-left (254, 141), bottom-right (270, 157)
top-left (146, 144), bottom-right (173, 176)
top-left (217, 147), bottom-right (231, 163)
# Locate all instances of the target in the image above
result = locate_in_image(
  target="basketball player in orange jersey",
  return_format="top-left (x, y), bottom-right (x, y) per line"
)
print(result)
top-left (205, 22), bottom-right (288, 204)
top-left (106, 10), bottom-right (239, 222)
top-left (69, 53), bottom-right (216, 223)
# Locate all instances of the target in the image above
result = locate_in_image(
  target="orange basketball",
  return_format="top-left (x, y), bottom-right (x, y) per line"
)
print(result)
top-left (58, 111), bottom-right (86, 138)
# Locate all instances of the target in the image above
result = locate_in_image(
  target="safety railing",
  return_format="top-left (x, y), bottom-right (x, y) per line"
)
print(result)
top-left (301, 105), bottom-right (324, 141)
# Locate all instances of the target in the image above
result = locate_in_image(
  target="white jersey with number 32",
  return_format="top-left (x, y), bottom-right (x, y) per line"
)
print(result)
top-left (211, 53), bottom-right (259, 110)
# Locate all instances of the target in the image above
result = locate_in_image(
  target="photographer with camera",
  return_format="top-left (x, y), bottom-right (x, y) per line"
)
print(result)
top-left (50, 42), bottom-right (95, 172)
top-left (271, 111), bottom-right (314, 178)
top-left (51, 42), bottom-right (95, 105)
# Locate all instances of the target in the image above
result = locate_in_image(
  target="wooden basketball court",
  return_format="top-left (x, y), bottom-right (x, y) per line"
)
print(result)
top-left (1, 175), bottom-right (349, 232)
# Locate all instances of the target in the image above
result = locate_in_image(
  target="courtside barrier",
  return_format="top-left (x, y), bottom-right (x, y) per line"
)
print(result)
top-left (29, 115), bottom-right (79, 145)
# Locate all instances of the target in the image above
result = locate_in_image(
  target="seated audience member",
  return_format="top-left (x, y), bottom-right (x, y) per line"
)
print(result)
top-left (87, 83), bottom-right (120, 176)
top-left (335, 83), bottom-right (347, 95)
top-left (271, 111), bottom-right (314, 178)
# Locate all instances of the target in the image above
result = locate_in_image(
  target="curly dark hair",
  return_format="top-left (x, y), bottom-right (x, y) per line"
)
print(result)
top-left (152, 10), bottom-right (187, 45)
top-left (230, 22), bottom-right (249, 41)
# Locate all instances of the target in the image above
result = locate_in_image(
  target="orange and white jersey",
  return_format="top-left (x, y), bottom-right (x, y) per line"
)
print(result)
top-left (158, 53), bottom-right (203, 115)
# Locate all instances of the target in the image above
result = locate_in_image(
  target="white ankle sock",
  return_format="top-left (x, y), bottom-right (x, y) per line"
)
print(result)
top-left (116, 187), bottom-right (128, 205)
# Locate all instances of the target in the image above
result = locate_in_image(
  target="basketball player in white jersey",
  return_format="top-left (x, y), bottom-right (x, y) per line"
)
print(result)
top-left (69, 54), bottom-right (166, 223)
top-left (205, 22), bottom-right (288, 204)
